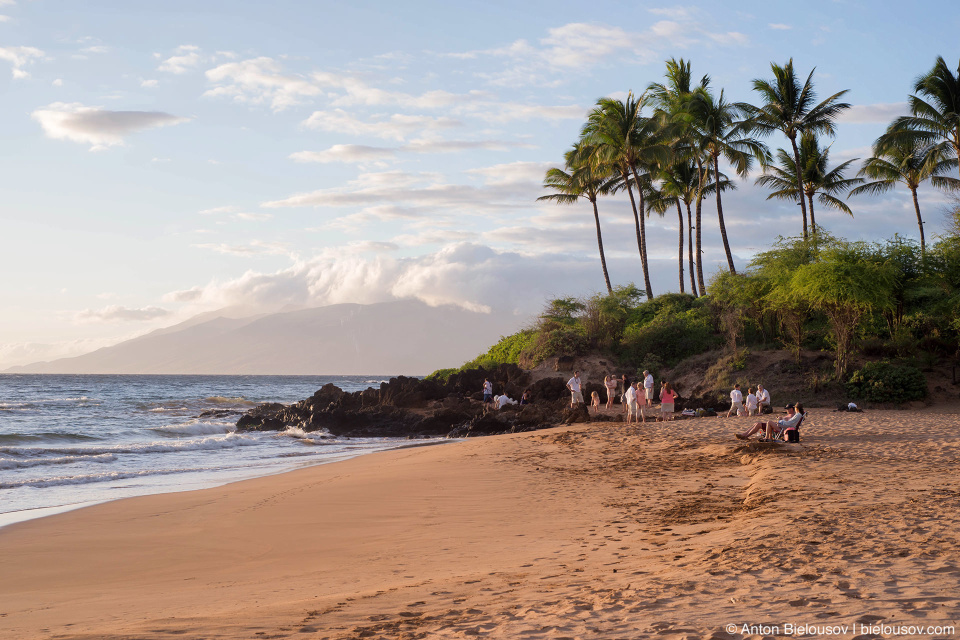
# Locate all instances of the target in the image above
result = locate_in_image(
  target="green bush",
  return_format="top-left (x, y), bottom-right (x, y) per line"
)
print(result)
top-left (846, 360), bottom-right (928, 404)
top-left (619, 307), bottom-right (718, 367)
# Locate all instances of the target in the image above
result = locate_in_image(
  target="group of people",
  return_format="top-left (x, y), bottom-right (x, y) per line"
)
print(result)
top-left (482, 378), bottom-right (530, 410)
top-left (724, 383), bottom-right (772, 417)
top-left (567, 370), bottom-right (677, 423)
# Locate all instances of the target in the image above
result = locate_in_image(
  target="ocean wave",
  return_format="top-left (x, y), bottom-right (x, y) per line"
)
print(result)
top-left (0, 453), bottom-right (117, 470)
top-left (204, 396), bottom-right (257, 406)
top-left (0, 432), bottom-right (258, 457)
top-left (278, 426), bottom-right (333, 442)
top-left (0, 432), bottom-right (101, 444)
top-left (147, 406), bottom-right (189, 413)
top-left (150, 420), bottom-right (236, 436)
top-left (0, 467), bottom-right (198, 490)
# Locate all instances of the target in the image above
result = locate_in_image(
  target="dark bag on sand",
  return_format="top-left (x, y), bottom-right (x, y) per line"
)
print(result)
top-left (704, 408), bottom-right (717, 417)
top-left (761, 405), bottom-right (773, 415)
top-left (784, 428), bottom-right (800, 443)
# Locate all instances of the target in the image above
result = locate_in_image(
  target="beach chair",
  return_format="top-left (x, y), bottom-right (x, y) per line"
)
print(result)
top-left (756, 412), bottom-right (805, 444)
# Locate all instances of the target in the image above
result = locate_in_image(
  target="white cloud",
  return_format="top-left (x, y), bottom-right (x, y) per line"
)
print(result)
top-left (141, 78), bottom-right (158, 88)
top-left (204, 56), bottom-right (323, 111)
top-left (31, 102), bottom-right (190, 150)
top-left (838, 102), bottom-right (909, 125)
top-left (290, 144), bottom-right (397, 164)
top-left (199, 205), bottom-right (237, 215)
top-left (158, 44), bottom-right (202, 74)
top-left (301, 108), bottom-right (461, 141)
top-left (81, 45), bottom-right (110, 54)
top-left (75, 305), bottom-right (171, 323)
top-left (52, 78), bottom-right (62, 87)
top-left (235, 212), bottom-right (273, 221)
top-left (0, 15), bottom-right (11, 22)
top-left (768, 23), bottom-right (792, 30)
top-left (0, 45), bottom-right (44, 78)
top-left (192, 240), bottom-right (290, 256)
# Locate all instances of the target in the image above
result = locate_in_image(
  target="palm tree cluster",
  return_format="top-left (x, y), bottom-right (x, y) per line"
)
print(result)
top-left (540, 56), bottom-right (960, 298)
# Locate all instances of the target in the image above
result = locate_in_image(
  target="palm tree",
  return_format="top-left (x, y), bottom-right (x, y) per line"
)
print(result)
top-left (849, 139), bottom-right (960, 254)
top-left (648, 58), bottom-right (711, 295)
top-left (538, 141), bottom-right (616, 293)
top-left (755, 132), bottom-right (862, 233)
top-left (582, 93), bottom-right (672, 299)
top-left (878, 56), bottom-right (960, 181)
top-left (747, 59), bottom-right (851, 240)
top-left (689, 87), bottom-right (768, 273)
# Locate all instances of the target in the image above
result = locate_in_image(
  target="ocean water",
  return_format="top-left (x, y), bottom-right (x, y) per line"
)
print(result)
top-left (0, 374), bottom-right (431, 527)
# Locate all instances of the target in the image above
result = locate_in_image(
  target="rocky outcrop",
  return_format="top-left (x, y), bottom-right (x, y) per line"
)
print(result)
top-left (235, 364), bottom-right (578, 439)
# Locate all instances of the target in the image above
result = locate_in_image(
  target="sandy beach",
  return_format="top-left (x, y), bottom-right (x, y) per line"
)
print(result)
top-left (2, 407), bottom-right (959, 639)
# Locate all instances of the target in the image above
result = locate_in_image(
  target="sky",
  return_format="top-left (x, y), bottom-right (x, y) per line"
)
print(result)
top-left (1, 0), bottom-right (958, 369)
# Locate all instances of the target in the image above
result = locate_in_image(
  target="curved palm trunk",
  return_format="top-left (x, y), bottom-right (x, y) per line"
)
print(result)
top-left (807, 192), bottom-right (816, 236)
top-left (629, 167), bottom-right (654, 300)
top-left (591, 198), bottom-right (613, 294)
top-left (622, 175), bottom-right (652, 300)
top-left (694, 158), bottom-right (707, 295)
top-left (685, 201), bottom-right (698, 296)
top-left (675, 201), bottom-right (684, 293)
top-left (910, 186), bottom-right (926, 255)
top-left (790, 134), bottom-right (809, 241)
top-left (713, 154), bottom-right (737, 274)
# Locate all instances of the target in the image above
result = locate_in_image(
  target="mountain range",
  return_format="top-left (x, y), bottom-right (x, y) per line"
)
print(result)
top-left (5, 301), bottom-right (526, 375)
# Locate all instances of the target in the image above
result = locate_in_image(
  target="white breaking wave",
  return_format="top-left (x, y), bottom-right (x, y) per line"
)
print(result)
top-left (279, 426), bottom-right (332, 442)
top-left (151, 420), bottom-right (236, 436)
top-left (0, 432), bottom-right (258, 457)
top-left (148, 406), bottom-right (189, 413)
top-left (0, 453), bottom-right (117, 470)
top-left (0, 467), bottom-right (200, 489)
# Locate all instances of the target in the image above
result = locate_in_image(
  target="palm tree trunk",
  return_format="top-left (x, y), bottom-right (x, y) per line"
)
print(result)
top-left (713, 154), bottom-right (736, 273)
top-left (910, 186), bottom-right (926, 255)
top-left (591, 199), bottom-right (613, 294)
top-left (807, 192), bottom-right (816, 235)
top-left (790, 134), bottom-right (809, 241)
top-left (686, 201), bottom-right (698, 296)
top-left (622, 174), bottom-right (652, 300)
top-left (694, 158), bottom-right (707, 295)
top-left (675, 201), bottom-right (684, 293)
top-left (629, 167), bottom-right (654, 300)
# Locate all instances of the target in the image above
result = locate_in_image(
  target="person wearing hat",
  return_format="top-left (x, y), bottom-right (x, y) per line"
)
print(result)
top-left (643, 370), bottom-right (654, 407)
top-left (736, 402), bottom-right (804, 440)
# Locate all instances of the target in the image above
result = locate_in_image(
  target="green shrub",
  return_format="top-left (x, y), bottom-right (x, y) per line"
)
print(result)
top-left (619, 307), bottom-right (718, 367)
top-left (846, 360), bottom-right (928, 404)
top-left (425, 367), bottom-right (458, 382)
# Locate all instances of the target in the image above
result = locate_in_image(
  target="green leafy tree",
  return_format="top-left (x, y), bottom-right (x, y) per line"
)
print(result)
top-left (647, 58), bottom-right (711, 295)
top-left (789, 243), bottom-right (896, 378)
top-left (689, 87), bottom-right (768, 273)
top-left (582, 93), bottom-right (671, 299)
top-left (539, 141), bottom-right (616, 293)
top-left (878, 56), bottom-right (960, 181)
top-left (747, 59), bottom-right (851, 240)
top-left (850, 138), bottom-right (960, 254)
top-left (707, 271), bottom-right (769, 354)
top-left (755, 132), bottom-right (862, 233)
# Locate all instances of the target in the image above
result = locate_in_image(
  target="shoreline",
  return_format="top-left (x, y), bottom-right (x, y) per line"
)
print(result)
top-left (0, 436), bottom-right (453, 530)
top-left (2, 407), bottom-right (959, 639)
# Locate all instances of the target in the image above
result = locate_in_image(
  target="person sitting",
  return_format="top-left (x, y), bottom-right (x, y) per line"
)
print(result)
top-left (756, 384), bottom-right (771, 414)
top-left (494, 394), bottom-right (517, 410)
top-left (519, 390), bottom-right (531, 405)
top-left (726, 383), bottom-right (744, 417)
top-left (736, 402), bottom-right (804, 441)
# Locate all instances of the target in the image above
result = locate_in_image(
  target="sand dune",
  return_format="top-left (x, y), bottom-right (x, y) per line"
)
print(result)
top-left (2, 407), bottom-right (959, 639)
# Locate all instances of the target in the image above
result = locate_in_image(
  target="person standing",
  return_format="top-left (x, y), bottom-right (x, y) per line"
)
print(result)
top-left (620, 374), bottom-right (631, 416)
top-left (727, 384), bottom-right (744, 417)
top-left (745, 387), bottom-right (759, 416)
top-left (567, 371), bottom-right (584, 408)
top-left (482, 378), bottom-right (493, 404)
top-left (660, 382), bottom-right (677, 421)
top-left (643, 370), bottom-right (655, 407)
top-left (604, 375), bottom-right (617, 409)
top-left (624, 382), bottom-right (639, 424)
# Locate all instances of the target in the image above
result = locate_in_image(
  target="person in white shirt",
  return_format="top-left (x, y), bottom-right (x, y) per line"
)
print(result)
top-left (494, 394), bottom-right (517, 410)
top-left (726, 383), bottom-right (745, 417)
top-left (624, 382), bottom-right (639, 423)
top-left (757, 384), bottom-right (771, 414)
top-left (482, 379), bottom-right (493, 404)
top-left (643, 370), bottom-right (655, 407)
top-left (567, 371), bottom-right (584, 408)
top-left (745, 387), bottom-right (759, 416)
